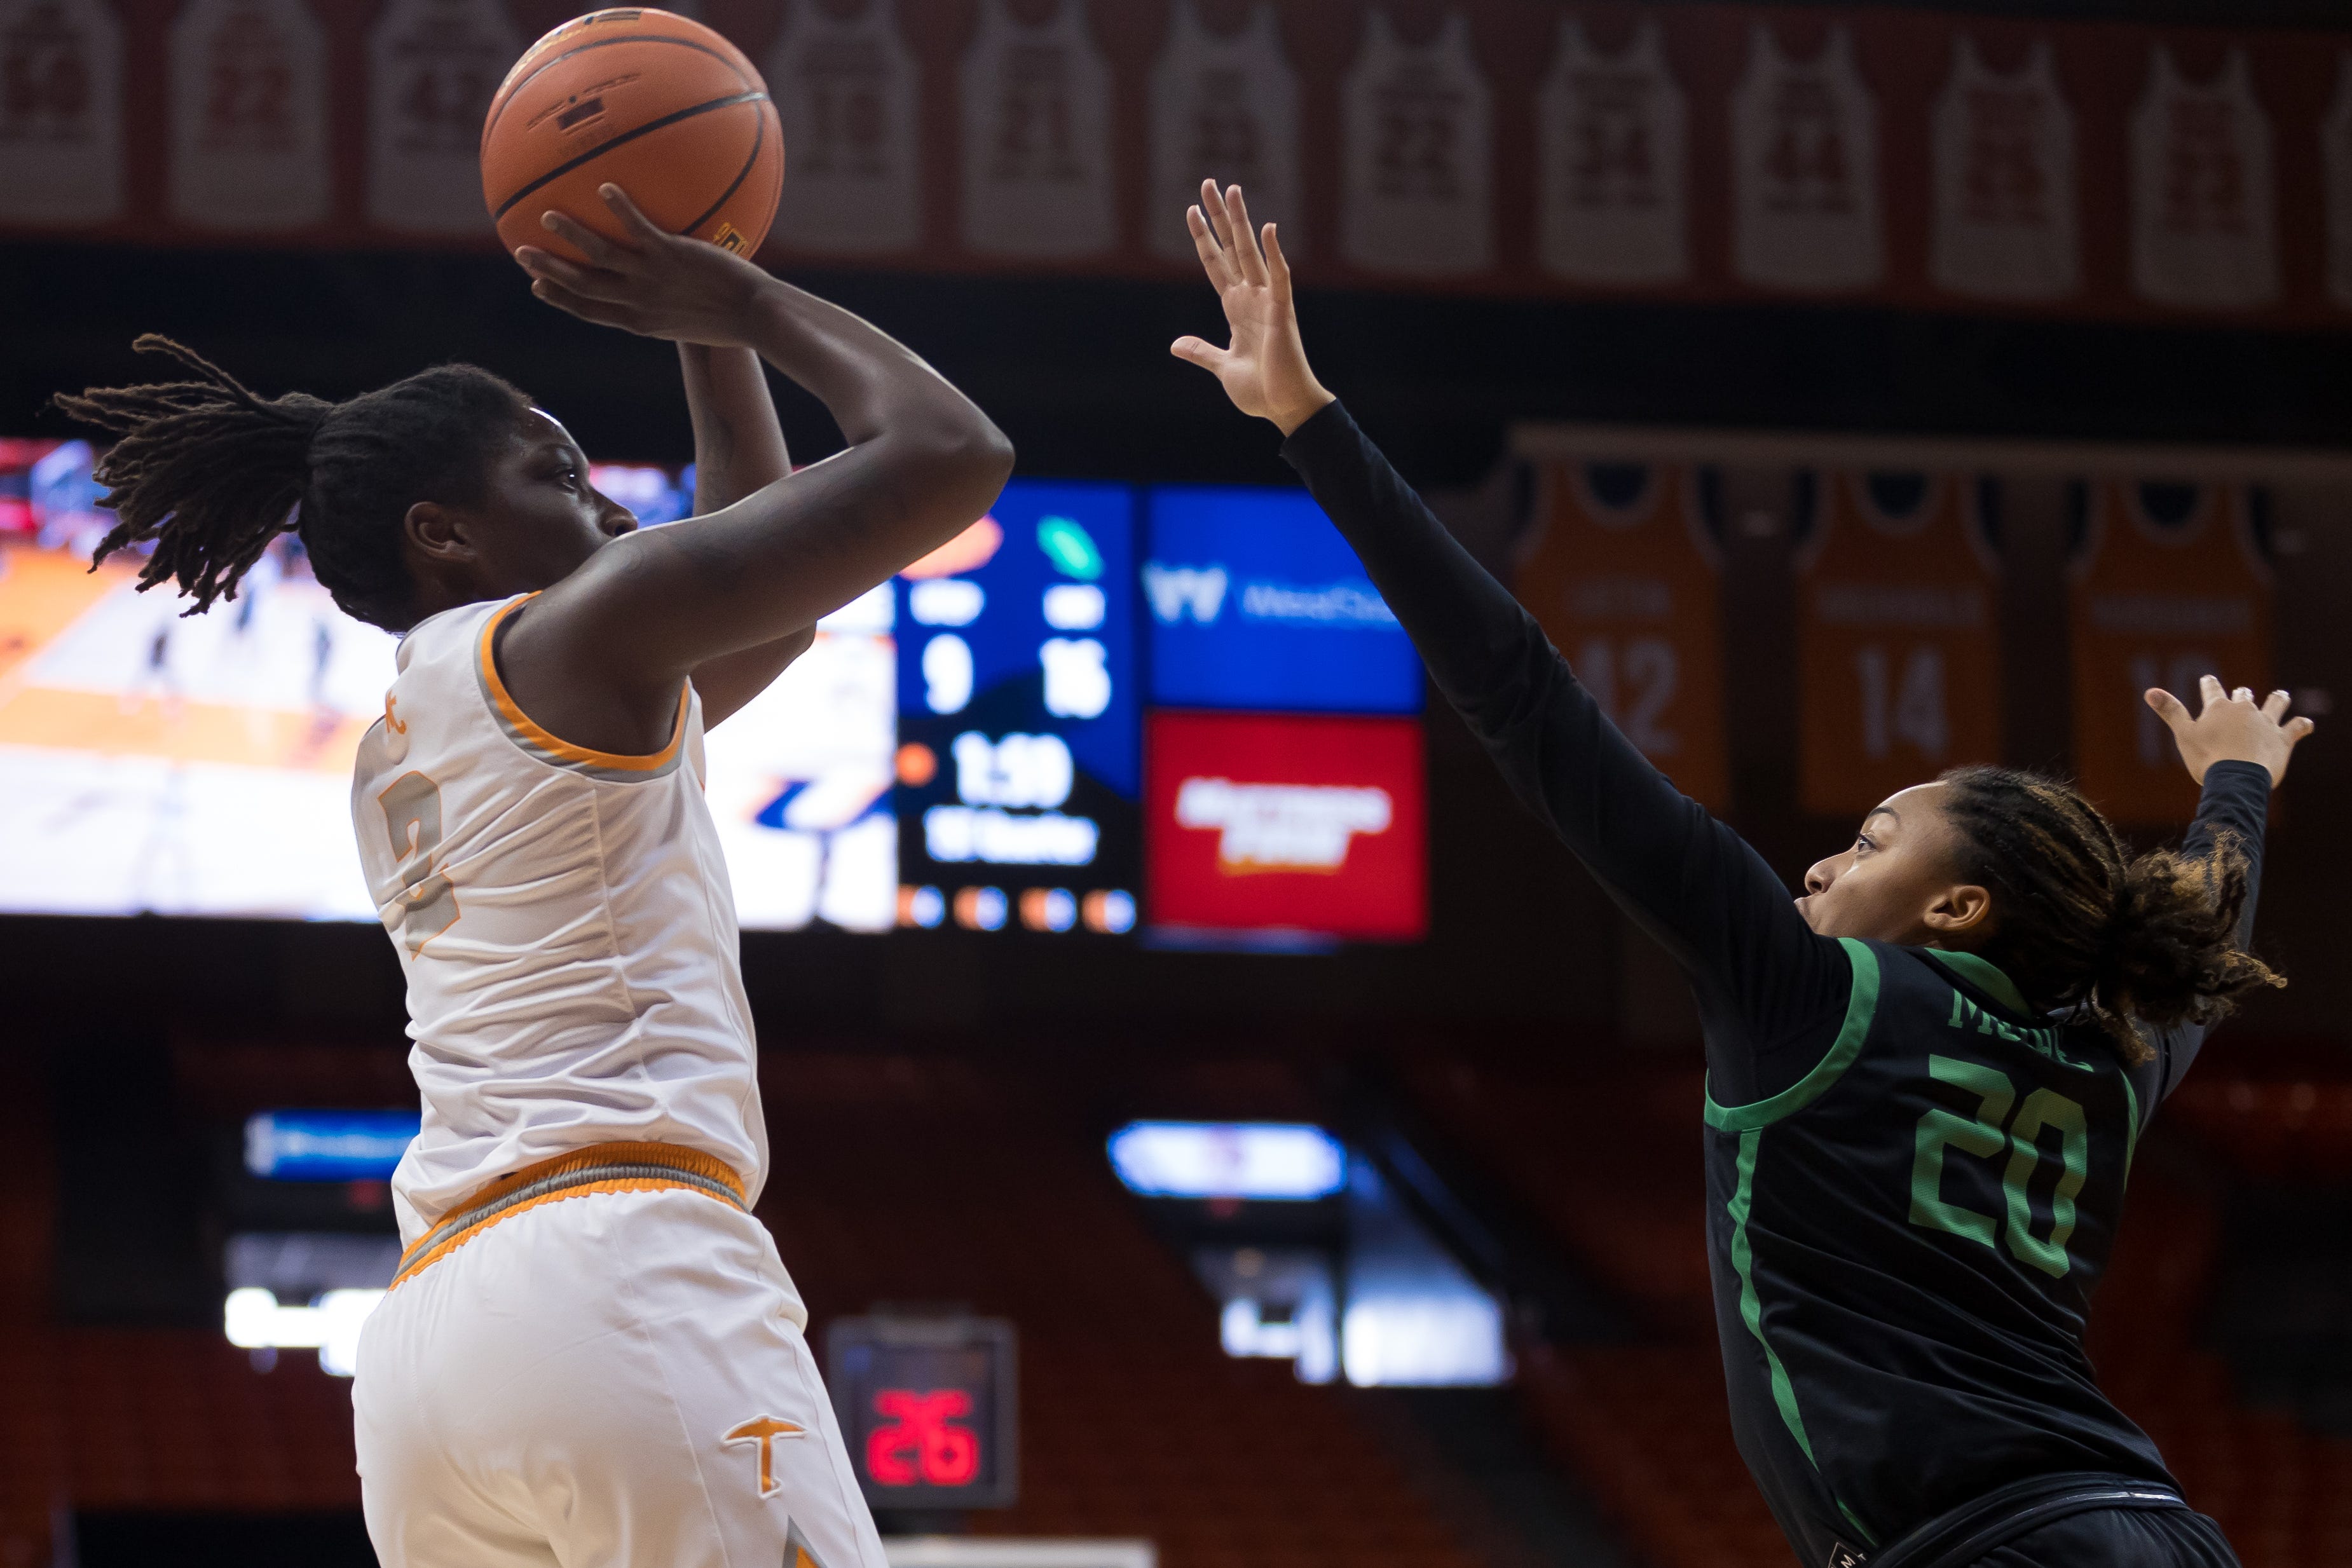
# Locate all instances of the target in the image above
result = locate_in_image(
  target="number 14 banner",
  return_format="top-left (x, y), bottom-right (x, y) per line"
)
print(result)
top-left (1796, 471), bottom-right (2002, 816)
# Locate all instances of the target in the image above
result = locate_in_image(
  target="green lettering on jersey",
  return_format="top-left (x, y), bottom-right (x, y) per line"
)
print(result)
top-left (1909, 1056), bottom-right (2013, 1248)
top-left (1944, 993), bottom-right (2093, 1074)
top-left (1908, 1055), bottom-right (2093, 1278)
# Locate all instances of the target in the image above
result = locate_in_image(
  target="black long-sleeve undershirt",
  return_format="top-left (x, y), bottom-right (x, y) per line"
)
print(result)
top-left (1280, 399), bottom-right (2269, 1109)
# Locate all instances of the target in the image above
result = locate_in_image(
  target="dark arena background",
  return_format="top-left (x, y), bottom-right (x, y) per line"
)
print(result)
top-left (4, 1), bottom-right (2352, 1565)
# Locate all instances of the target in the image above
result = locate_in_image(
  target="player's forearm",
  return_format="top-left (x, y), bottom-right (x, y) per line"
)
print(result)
top-left (680, 344), bottom-right (790, 514)
top-left (736, 277), bottom-right (992, 456)
top-left (2185, 759), bottom-right (2273, 944)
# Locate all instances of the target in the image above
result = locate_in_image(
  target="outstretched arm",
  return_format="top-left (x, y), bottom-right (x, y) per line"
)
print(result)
top-left (503, 185), bottom-right (1012, 747)
top-left (1172, 183), bottom-right (1850, 1086)
top-left (674, 343), bottom-right (816, 728)
top-left (2137, 678), bottom-right (2314, 1104)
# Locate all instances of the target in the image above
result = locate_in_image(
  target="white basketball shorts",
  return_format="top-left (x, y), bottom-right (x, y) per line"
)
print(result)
top-left (354, 1179), bottom-right (885, 1568)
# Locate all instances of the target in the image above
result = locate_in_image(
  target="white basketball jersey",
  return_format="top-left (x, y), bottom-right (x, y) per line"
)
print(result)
top-left (352, 594), bottom-right (765, 1243)
top-left (767, 0), bottom-right (922, 256)
top-left (2128, 46), bottom-right (2277, 310)
top-left (1537, 18), bottom-right (1688, 286)
top-left (1148, 0), bottom-right (1302, 262)
top-left (1340, 9), bottom-right (1493, 276)
top-left (1930, 36), bottom-right (2078, 302)
top-left (2321, 51), bottom-right (2352, 310)
top-left (1730, 24), bottom-right (1882, 292)
top-left (957, 0), bottom-right (1115, 258)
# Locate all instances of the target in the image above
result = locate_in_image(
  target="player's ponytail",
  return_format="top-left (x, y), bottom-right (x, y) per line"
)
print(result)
top-left (54, 336), bottom-right (533, 632)
top-left (57, 336), bottom-right (329, 615)
top-left (1938, 765), bottom-right (2283, 1065)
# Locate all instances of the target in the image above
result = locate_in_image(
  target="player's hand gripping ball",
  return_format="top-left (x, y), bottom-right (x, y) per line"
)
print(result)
top-left (481, 8), bottom-right (784, 264)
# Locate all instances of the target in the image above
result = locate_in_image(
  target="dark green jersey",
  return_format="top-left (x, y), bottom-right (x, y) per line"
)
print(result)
top-left (1281, 402), bottom-right (2272, 1568)
top-left (1705, 940), bottom-right (2168, 1565)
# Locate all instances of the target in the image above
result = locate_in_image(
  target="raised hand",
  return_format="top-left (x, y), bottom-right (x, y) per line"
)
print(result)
top-left (513, 184), bottom-right (772, 346)
top-left (2147, 676), bottom-right (2316, 787)
top-left (1170, 181), bottom-right (1334, 436)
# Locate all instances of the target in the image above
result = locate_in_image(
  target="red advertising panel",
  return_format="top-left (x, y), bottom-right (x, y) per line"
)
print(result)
top-left (1147, 712), bottom-right (1425, 942)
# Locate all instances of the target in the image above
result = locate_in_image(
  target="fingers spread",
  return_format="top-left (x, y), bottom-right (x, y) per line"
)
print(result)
top-left (2233, 686), bottom-right (2255, 704)
top-left (2145, 688), bottom-right (2192, 728)
top-left (542, 208), bottom-right (629, 268)
top-left (1170, 336), bottom-right (1229, 371)
top-left (530, 275), bottom-right (638, 331)
top-left (1262, 222), bottom-right (1292, 297)
top-left (1226, 186), bottom-right (1268, 285)
top-left (2287, 716), bottom-right (2317, 742)
top-left (2199, 672), bottom-right (2226, 709)
top-left (2262, 690), bottom-right (2292, 719)
top-left (599, 182), bottom-right (667, 243)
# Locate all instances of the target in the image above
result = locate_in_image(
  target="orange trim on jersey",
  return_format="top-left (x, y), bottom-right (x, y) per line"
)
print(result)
top-left (391, 1140), bottom-right (749, 1288)
top-left (475, 595), bottom-right (690, 772)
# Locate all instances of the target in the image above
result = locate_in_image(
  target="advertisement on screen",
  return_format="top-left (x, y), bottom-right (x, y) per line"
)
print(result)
top-left (1145, 712), bottom-right (1425, 942)
top-left (894, 482), bottom-right (1140, 934)
top-left (1145, 486), bottom-right (1421, 715)
top-left (0, 446), bottom-right (897, 929)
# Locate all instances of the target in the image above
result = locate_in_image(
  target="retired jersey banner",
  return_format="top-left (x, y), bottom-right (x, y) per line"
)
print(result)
top-left (1795, 471), bottom-right (2001, 816)
top-left (2067, 480), bottom-right (2273, 825)
top-left (5, 1), bottom-right (2352, 324)
top-left (1515, 460), bottom-right (1729, 812)
top-left (1145, 711), bottom-right (1425, 942)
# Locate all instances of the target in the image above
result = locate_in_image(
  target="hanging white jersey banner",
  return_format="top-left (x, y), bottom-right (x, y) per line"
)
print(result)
top-left (1148, 0), bottom-right (1302, 262)
top-left (0, 0), bottom-right (124, 226)
top-left (768, 0), bottom-right (921, 255)
top-left (1730, 24), bottom-right (1882, 293)
top-left (367, 0), bottom-right (521, 236)
top-left (958, 0), bottom-right (1115, 259)
top-left (2321, 52), bottom-right (2352, 310)
top-left (1341, 10), bottom-right (1493, 276)
top-left (1929, 36), bottom-right (2077, 302)
top-left (168, 0), bottom-right (329, 231)
top-left (2128, 47), bottom-right (2277, 311)
top-left (1537, 18), bottom-right (1688, 286)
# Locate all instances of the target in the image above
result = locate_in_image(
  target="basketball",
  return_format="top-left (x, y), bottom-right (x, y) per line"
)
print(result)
top-left (481, 8), bottom-right (784, 265)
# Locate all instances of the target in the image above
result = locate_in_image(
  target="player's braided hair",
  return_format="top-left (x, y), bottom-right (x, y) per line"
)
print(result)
top-left (1937, 765), bottom-right (2282, 1065)
top-left (52, 336), bottom-right (532, 632)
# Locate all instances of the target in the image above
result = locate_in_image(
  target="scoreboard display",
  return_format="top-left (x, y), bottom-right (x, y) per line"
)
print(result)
top-left (827, 1315), bottom-right (1018, 1510)
top-left (893, 482), bottom-right (1140, 934)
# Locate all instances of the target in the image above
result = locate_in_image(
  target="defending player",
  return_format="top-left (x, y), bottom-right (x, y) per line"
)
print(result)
top-left (55, 187), bottom-right (1013, 1568)
top-left (1173, 182), bottom-right (2309, 1568)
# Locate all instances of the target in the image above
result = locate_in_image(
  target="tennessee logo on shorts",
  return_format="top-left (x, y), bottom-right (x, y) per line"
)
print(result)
top-left (723, 1415), bottom-right (806, 1497)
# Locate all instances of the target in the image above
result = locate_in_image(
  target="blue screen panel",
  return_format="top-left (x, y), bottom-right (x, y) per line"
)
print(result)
top-left (1145, 486), bottom-right (1423, 714)
top-left (894, 482), bottom-right (1140, 930)
top-left (244, 1110), bottom-right (419, 1181)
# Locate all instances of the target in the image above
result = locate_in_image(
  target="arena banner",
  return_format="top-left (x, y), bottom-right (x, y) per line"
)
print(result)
top-left (1510, 422), bottom-right (2344, 826)
top-left (1794, 470), bottom-right (2001, 817)
top-left (1515, 458), bottom-right (1730, 813)
top-left (4, 0), bottom-right (2352, 324)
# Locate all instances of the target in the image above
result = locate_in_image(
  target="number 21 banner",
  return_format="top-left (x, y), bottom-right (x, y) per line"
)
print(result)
top-left (1796, 471), bottom-right (2002, 816)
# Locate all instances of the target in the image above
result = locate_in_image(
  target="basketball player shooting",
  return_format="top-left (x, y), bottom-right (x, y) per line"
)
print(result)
top-left (1174, 181), bottom-right (2310, 1568)
top-left (55, 185), bottom-right (1012, 1568)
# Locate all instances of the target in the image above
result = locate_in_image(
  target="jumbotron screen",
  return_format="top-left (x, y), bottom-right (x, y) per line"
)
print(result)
top-left (0, 447), bottom-right (1426, 943)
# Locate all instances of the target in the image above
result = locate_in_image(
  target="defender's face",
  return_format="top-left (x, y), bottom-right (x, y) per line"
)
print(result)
top-left (1798, 783), bottom-right (1965, 944)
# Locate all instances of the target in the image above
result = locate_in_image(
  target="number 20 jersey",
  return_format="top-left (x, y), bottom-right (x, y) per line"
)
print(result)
top-left (351, 593), bottom-right (767, 1246)
top-left (1705, 938), bottom-right (2166, 1565)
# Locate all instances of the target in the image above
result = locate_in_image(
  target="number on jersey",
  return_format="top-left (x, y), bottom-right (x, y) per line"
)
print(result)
top-left (378, 771), bottom-right (459, 955)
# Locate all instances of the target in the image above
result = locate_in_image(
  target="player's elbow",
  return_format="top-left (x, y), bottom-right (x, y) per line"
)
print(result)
top-left (909, 412), bottom-right (1015, 512)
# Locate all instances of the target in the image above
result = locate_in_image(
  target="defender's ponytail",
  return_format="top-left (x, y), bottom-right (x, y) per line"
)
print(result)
top-left (1938, 765), bottom-right (2282, 1064)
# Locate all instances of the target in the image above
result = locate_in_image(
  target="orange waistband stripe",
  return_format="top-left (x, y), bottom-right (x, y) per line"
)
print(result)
top-left (392, 1141), bottom-right (749, 1289)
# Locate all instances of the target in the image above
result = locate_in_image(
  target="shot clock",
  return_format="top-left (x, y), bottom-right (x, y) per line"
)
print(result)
top-left (826, 1314), bottom-right (1018, 1510)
